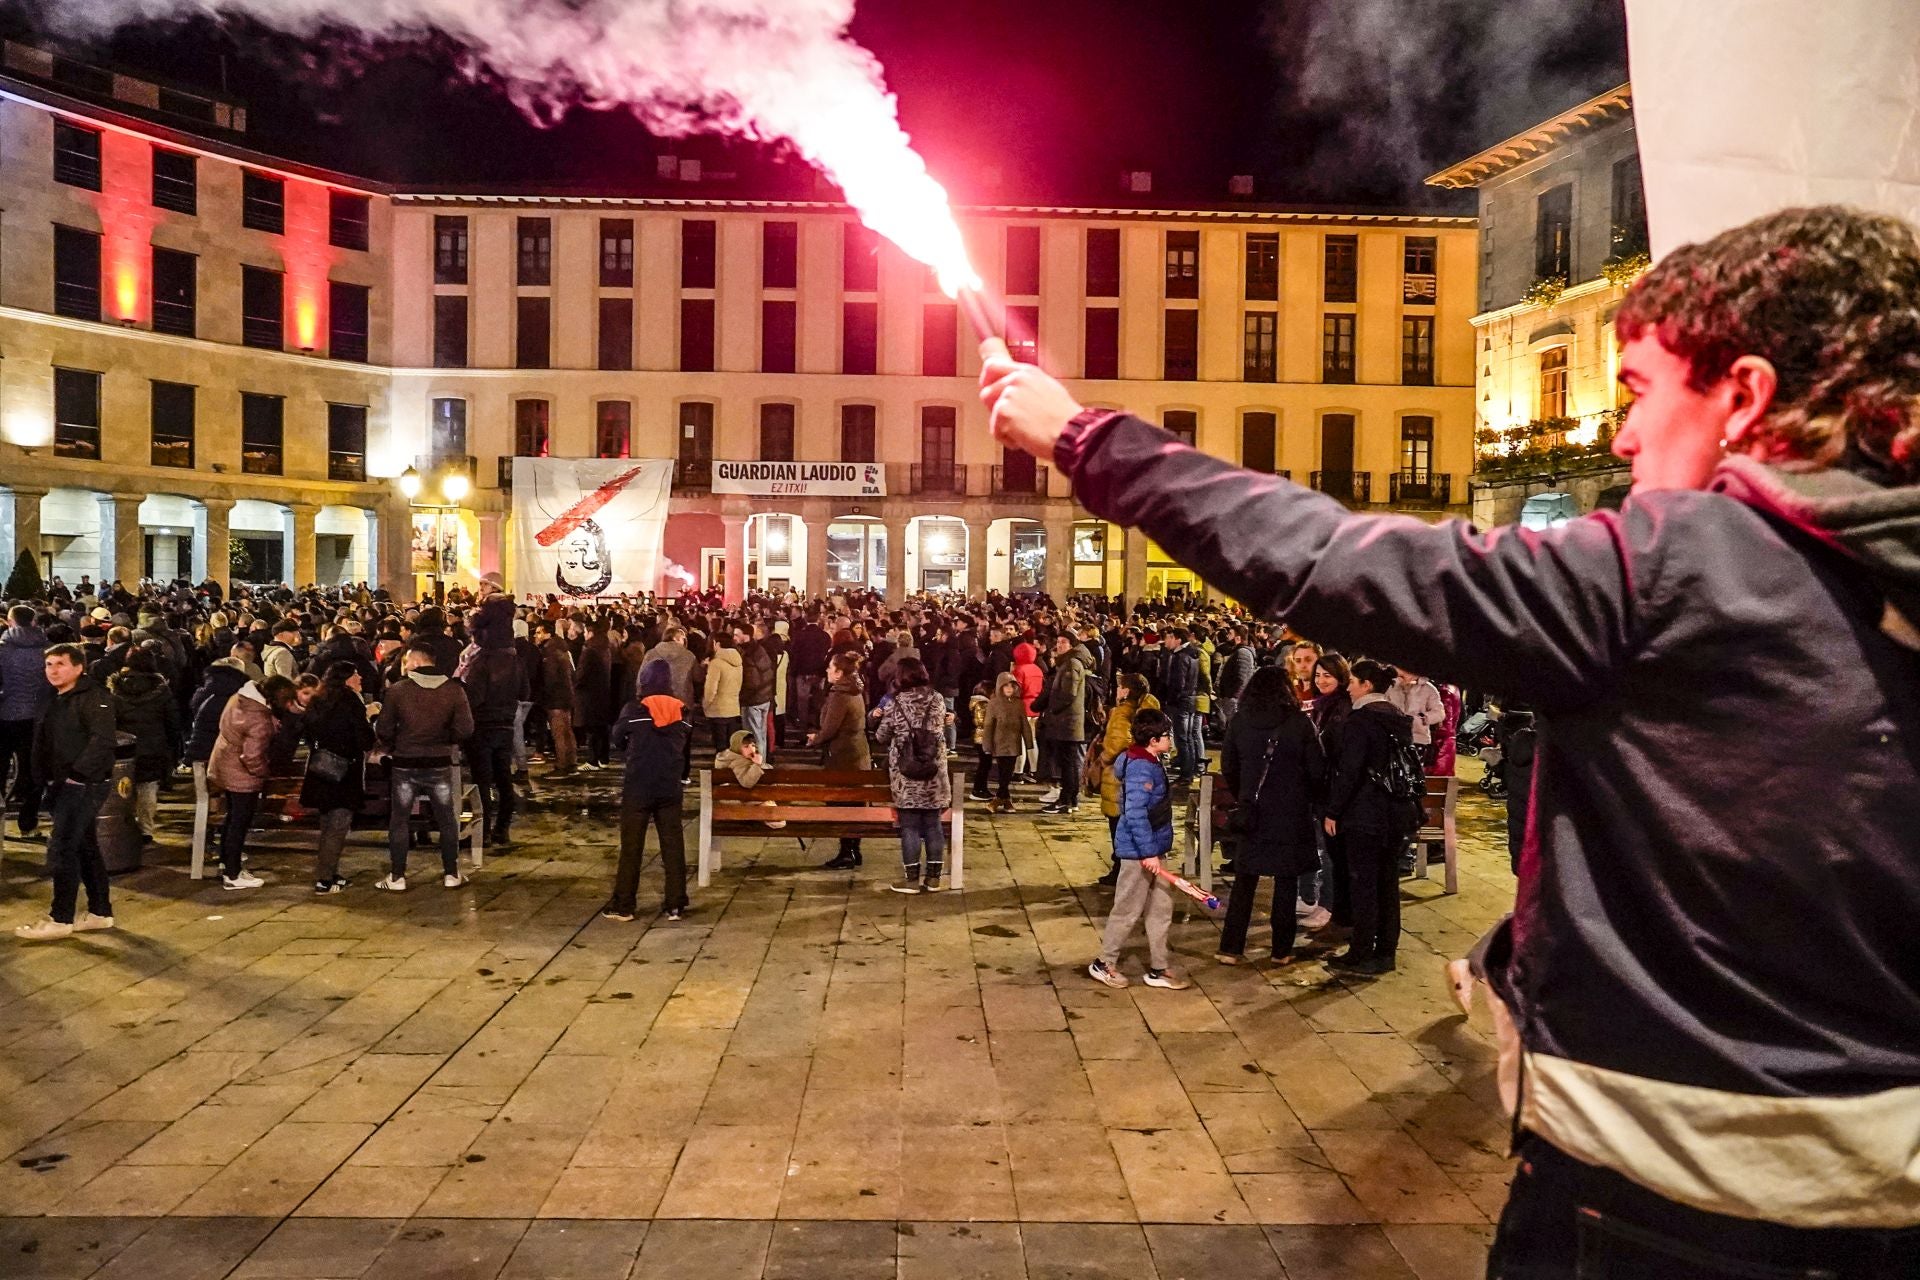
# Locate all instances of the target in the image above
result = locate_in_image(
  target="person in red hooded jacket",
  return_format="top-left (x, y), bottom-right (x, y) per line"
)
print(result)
top-left (1011, 641), bottom-right (1045, 782)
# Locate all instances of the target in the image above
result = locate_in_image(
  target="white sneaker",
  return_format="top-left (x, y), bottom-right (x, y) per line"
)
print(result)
top-left (1087, 960), bottom-right (1129, 989)
top-left (373, 875), bottom-right (407, 892)
top-left (14, 917), bottom-right (72, 941)
top-left (1299, 905), bottom-right (1333, 930)
top-left (443, 873), bottom-right (468, 889)
top-left (222, 872), bottom-right (264, 891)
top-left (1039, 788), bottom-right (1061, 804)
top-left (73, 913), bottom-right (114, 932)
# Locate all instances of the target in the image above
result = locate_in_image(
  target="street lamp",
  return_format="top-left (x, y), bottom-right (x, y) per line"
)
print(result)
top-left (397, 463), bottom-right (468, 604)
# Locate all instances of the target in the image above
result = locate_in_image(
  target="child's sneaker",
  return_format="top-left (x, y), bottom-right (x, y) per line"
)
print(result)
top-left (73, 912), bottom-right (115, 931)
top-left (1087, 960), bottom-right (1129, 989)
top-left (222, 872), bottom-right (264, 891)
top-left (1143, 967), bottom-right (1192, 990)
top-left (373, 875), bottom-right (406, 892)
top-left (443, 873), bottom-right (468, 889)
top-left (1299, 905), bottom-right (1333, 931)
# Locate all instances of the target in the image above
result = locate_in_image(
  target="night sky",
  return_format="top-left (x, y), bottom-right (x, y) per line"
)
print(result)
top-left (4, 0), bottom-right (1628, 207)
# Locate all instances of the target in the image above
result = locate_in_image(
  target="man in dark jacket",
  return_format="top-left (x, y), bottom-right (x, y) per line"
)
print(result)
top-left (534, 621), bottom-right (577, 776)
top-left (186, 647), bottom-right (254, 764)
top-left (785, 614), bottom-right (832, 739)
top-left (1158, 630), bottom-right (1202, 785)
top-left (407, 607), bottom-right (463, 675)
top-left (735, 622), bottom-right (776, 758)
top-left (14, 644), bottom-right (117, 939)
top-left (1214, 628), bottom-right (1258, 732)
top-left (374, 643), bottom-right (475, 891)
top-left (0, 606), bottom-right (53, 836)
top-left (602, 660), bottom-right (693, 922)
top-left (1322, 659), bottom-right (1413, 975)
top-left (463, 639), bottom-right (529, 847)
top-left (1037, 634), bottom-right (1088, 814)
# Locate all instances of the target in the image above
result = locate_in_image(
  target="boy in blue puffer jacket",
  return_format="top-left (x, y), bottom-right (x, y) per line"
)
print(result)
top-left (1089, 709), bottom-right (1191, 990)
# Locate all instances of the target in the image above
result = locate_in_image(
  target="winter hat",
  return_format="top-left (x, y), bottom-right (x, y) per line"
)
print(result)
top-left (638, 659), bottom-right (675, 698)
top-left (727, 729), bottom-right (754, 754)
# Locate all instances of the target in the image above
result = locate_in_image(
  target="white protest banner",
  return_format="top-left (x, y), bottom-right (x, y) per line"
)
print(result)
top-left (511, 458), bottom-right (673, 599)
top-left (711, 461), bottom-right (887, 497)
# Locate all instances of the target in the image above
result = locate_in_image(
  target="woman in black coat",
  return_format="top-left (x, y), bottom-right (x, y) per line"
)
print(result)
top-left (1301, 651), bottom-right (1352, 920)
top-left (1216, 665), bottom-right (1325, 965)
top-left (109, 648), bottom-right (183, 841)
top-left (301, 661), bottom-right (374, 893)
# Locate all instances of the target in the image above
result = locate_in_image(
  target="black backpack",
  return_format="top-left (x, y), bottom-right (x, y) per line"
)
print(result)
top-left (896, 709), bottom-right (944, 782)
top-left (1368, 736), bottom-right (1429, 836)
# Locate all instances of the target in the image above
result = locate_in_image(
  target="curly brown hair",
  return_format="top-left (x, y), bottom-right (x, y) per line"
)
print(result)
top-left (1615, 205), bottom-right (1920, 481)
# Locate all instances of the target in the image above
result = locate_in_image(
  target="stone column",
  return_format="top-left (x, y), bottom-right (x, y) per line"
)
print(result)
top-left (722, 513), bottom-right (748, 606)
top-left (289, 503), bottom-right (319, 589)
top-left (380, 499), bottom-right (414, 600)
top-left (477, 511), bottom-right (505, 580)
top-left (10, 486), bottom-right (47, 582)
top-left (964, 516), bottom-right (994, 598)
top-left (99, 493), bottom-right (143, 588)
top-left (803, 513), bottom-right (830, 600)
top-left (1043, 511), bottom-right (1074, 602)
top-left (198, 497), bottom-right (233, 593)
top-left (883, 512), bottom-right (910, 605)
top-left (362, 509), bottom-right (380, 589)
top-left (1123, 526), bottom-right (1150, 606)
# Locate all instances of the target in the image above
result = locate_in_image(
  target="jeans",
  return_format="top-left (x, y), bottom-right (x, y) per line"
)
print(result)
top-left (220, 788), bottom-right (261, 879)
top-left (47, 780), bottom-right (111, 924)
top-left (1490, 1135), bottom-right (1920, 1278)
top-left (546, 708), bottom-right (578, 774)
top-left (1344, 824), bottom-right (1400, 960)
top-left (792, 674), bottom-right (825, 738)
top-left (1174, 710), bottom-right (1206, 782)
top-left (1025, 717), bottom-right (1043, 779)
top-left (1046, 739), bottom-right (1086, 807)
top-left (134, 780), bottom-right (159, 837)
top-left (315, 808), bottom-right (353, 882)
top-left (0, 717), bottom-right (42, 831)
top-left (469, 727), bottom-right (515, 839)
top-left (608, 797), bottom-right (686, 914)
top-left (898, 807), bottom-right (945, 879)
top-left (941, 695), bottom-right (957, 751)
top-left (388, 765), bottom-right (460, 879)
top-left (742, 703), bottom-right (772, 759)
top-left (972, 755), bottom-right (1014, 800)
top-left (1219, 871), bottom-right (1298, 958)
top-left (511, 701), bottom-right (533, 771)
top-left (1099, 859), bottom-right (1172, 971)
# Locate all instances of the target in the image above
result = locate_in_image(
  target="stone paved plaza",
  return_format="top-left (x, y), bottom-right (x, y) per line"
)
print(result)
top-left (0, 768), bottom-right (1517, 1279)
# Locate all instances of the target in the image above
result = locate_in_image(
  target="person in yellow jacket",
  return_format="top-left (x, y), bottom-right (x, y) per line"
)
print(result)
top-left (1091, 672), bottom-right (1157, 887)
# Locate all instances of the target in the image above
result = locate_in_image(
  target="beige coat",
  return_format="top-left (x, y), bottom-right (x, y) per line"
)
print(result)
top-left (703, 646), bottom-right (743, 718)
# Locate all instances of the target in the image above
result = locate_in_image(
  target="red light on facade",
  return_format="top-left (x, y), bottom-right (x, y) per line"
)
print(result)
top-left (294, 295), bottom-right (320, 350)
top-left (113, 263), bottom-right (141, 322)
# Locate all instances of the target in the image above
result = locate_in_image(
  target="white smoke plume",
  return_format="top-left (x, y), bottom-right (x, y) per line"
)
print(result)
top-left (37, 0), bottom-right (977, 283)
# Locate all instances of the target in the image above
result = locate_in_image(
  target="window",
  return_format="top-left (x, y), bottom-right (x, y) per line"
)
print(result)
top-left (598, 297), bottom-right (634, 371)
top-left (679, 401), bottom-right (715, 466)
top-left (53, 368), bottom-right (102, 460)
top-left (1400, 415), bottom-right (1434, 482)
top-left (681, 219), bottom-right (716, 289)
top-left (1403, 236), bottom-right (1437, 303)
top-left (1243, 312), bottom-right (1277, 382)
top-left (432, 295), bottom-right (468, 368)
top-left (759, 403), bottom-right (796, 461)
top-left (1539, 347), bottom-right (1569, 419)
top-left (152, 148), bottom-right (196, 214)
top-left (241, 266), bottom-right (284, 350)
top-left (1165, 231), bottom-right (1199, 299)
top-left (1324, 235), bottom-right (1357, 303)
top-left (434, 215), bottom-right (468, 284)
top-left (680, 298), bottom-right (716, 371)
top-left (762, 300), bottom-right (796, 373)
top-left (54, 120), bottom-right (102, 189)
top-left (1611, 158), bottom-right (1648, 257)
top-left (1163, 410), bottom-right (1197, 448)
top-left (329, 191), bottom-right (371, 251)
top-left (1402, 316), bottom-right (1435, 385)
top-left (763, 221), bottom-right (797, 289)
top-left (150, 380), bottom-right (195, 469)
top-left (1006, 304), bottom-right (1039, 365)
top-left (329, 281), bottom-right (370, 362)
top-left (841, 404), bottom-right (877, 462)
top-left (327, 403), bottom-right (367, 481)
top-left (595, 401), bottom-right (632, 459)
top-left (764, 515), bottom-right (794, 569)
top-left (843, 222), bottom-right (879, 291)
top-left (922, 303), bottom-right (957, 377)
top-left (517, 217), bottom-right (551, 286)
top-left (1320, 412), bottom-right (1357, 478)
top-left (1241, 411), bottom-right (1277, 473)
top-left (1245, 233), bottom-right (1279, 301)
top-left (430, 398), bottom-right (468, 458)
top-left (843, 301), bottom-right (878, 374)
top-left (242, 171), bottom-right (284, 234)
top-left (1084, 308), bottom-right (1120, 379)
top-left (516, 296), bottom-right (551, 368)
top-left (1536, 185), bottom-right (1573, 281)
top-left (1322, 314), bottom-right (1356, 383)
top-left (1005, 225), bottom-right (1041, 296)
top-left (598, 217), bottom-right (634, 287)
top-left (151, 247), bottom-right (195, 337)
top-left (1164, 309), bottom-right (1198, 380)
top-left (240, 392), bottom-right (284, 475)
top-left (1086, 228), bottom-right (1121, 297)
top-left (920, 406), bottom-right (958, 490)
top-left (514, 399), bottom-right (551, 457)
top-left (53, 225), bottom-right (102, 321)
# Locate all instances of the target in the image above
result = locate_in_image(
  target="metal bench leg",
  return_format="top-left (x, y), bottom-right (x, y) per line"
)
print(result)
top-left (1198, 774), bottom-right (1214, 895)
top-left (191, 762), bottom-right (210, 880)
top-left (697, 770), bottom-right (714, 888)
top-left (949, 800), bottom-right (964, 890)
top-left (1443, 777), bottom-right (1460, 895)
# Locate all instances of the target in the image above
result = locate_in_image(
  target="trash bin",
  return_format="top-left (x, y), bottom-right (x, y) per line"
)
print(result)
top-left (97, 733), bottom-right (142, 873)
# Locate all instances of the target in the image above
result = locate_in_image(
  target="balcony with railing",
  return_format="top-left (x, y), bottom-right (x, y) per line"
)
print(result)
top-left (1473, 407), bottom-right (1628, 482)
top-left (990, 464), bottom-right (1049, 498)
top-left (1402, 272), bottom-right (1437, 304)
top-left (1389, 472), bottom-right (1452, 507)
top-left (1310, 470), bottom-right (1372, 505)
top-left (911, 462), bottom-right (965, 496)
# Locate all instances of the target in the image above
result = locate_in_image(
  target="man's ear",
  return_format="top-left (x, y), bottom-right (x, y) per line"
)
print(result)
top-left (1721, 355), bottom-right (1780, 449)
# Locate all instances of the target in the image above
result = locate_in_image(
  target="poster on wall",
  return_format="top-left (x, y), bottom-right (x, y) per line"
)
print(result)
top-left (410, 514), bottom-right (459, 576)
top-left (511, 458), bottom-right (674, 599)
top-left (712, 461), bottom-right (886, 497)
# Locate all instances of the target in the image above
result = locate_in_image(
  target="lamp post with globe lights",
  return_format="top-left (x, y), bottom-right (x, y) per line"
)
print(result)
top-left (397, 463), bottom-right (471, 604)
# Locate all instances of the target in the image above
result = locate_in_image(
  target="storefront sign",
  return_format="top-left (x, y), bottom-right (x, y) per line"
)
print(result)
top-left (712, 461), bottom-right (887, 497)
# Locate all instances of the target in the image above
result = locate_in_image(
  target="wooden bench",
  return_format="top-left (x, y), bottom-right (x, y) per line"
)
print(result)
top-left (190, 759), bottom-right (484, 880)
top-left (698, 767), bottom-right (965, 889)
top-left (1409, 774), bottom-right (1459, 894)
